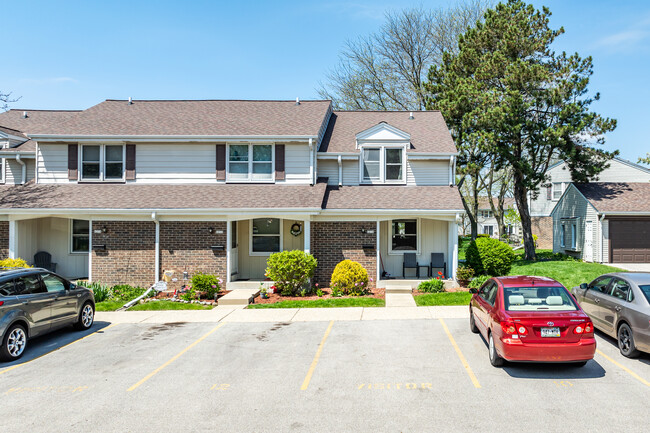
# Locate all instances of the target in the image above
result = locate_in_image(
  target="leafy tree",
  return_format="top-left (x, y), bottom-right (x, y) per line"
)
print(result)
top-left (639, 153), bottom-right (650, 165)
top-left (426, 0), bottom-right (616, 260)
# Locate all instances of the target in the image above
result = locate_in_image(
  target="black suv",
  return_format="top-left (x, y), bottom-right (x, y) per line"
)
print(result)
top-left (0, 268), bottom-right (95, 361)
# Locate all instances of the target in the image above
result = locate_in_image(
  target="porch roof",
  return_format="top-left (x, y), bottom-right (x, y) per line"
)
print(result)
top-left (322, 185), bottom-right (464, 211)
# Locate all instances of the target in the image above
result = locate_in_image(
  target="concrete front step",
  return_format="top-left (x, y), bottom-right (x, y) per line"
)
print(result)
top-left (385, 284), bottom-right (413, 294)
top-left (226, 281), bottom-right (274, 290)
top-left (218, 288), bottom-right (260, 306)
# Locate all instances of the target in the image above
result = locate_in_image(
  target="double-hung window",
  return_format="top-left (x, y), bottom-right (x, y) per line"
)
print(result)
top-left (71, 220), bottom-right (90, 253)
top-left (361, 147), bottom-right (405, 183)
top-left (80, 144), bottom-right (125, 181)
top-left (552, 182), bottom-right (564, 200)
top-left (250, 218), bottom-right (281, 255)
top-left (390, 219), bottom-right (418, 253)
top-left (228, 143), bottom-right (273, 182)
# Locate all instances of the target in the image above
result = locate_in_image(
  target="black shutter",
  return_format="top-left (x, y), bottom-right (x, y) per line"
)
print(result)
top-left (275, 144), bottom-right (285, 181)
top-left (216, 144), bottom-right (226, 180)
top-left (68, 144), bottom-right (78, 180)
top-left (546, 186), bottom-right (552, 200)
top-left (125, 144), bottom-right (136, 180)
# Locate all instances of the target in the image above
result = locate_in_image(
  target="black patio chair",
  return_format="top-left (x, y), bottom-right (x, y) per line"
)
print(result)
top-left (403, 253), bottom-right (419, 278)
top-left (430, 253), bottom-right (446, 278)
top-left (34, 251), bottom-right (57, 273)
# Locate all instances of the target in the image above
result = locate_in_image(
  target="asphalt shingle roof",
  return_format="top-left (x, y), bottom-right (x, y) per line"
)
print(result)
top-left (322, 185), bottom-right (464, 210)
top-left (575, 182), bottom-right (650, 213)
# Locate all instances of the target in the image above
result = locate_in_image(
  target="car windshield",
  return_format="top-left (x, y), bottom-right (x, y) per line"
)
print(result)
top-left (640, 285), bottom-right (650, 303)
top-left (503, 286), bottom-right (577, 311)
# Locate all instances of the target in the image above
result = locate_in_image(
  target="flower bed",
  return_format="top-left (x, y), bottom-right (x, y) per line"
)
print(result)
top-left (252, 286), bottom-right (385, 305)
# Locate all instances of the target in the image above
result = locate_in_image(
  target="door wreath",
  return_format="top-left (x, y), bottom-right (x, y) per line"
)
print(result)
top-left (290, 222), bottom-right (303, 236)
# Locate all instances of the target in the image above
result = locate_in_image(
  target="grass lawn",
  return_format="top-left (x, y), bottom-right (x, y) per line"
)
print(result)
top-left (414, 292), bottom-right (472, 306)
top-left (458, 237), bottom-right (471, 261)
top-left (128, 300), bottom-right (213, 311)
top-left (248, 297), bottom-right (385, 309)
top-left (508, 259), bottom-right (623, 290)
top-left (95, 300), bottom-right (125, 311)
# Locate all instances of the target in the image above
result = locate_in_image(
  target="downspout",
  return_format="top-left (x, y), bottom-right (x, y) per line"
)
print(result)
top-left (152, 212), bottom-right (160, 282)
top-left (337, 155), bottom-right (342, 187)
top-left (309, 138), bottom-right (314, 186)
top-left (449, 156), bottom-right (454, 186)
top-left (599, 213), bottom-right (606, 263)
top-left (15, 154), bottom-right (26, 184)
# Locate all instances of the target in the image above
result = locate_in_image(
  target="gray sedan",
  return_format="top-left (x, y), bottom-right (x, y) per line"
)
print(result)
top-left (572, 272), bottom-right (650, 357)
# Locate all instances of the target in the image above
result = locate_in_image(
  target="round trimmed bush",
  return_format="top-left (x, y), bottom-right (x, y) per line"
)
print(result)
top-left (266, 250), bottom-right (317, 296)
top-left (330, 260), bottom-right (370, 296)
top-left (465, 237), bottom-right (515, 276)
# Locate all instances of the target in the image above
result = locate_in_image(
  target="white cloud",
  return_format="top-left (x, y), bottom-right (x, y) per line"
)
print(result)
top-left (596, 14), bottom-right (650, 49)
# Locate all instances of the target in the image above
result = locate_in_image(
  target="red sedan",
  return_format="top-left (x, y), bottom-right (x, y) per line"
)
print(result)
top-left (469, 276), bottom-right (596, 367)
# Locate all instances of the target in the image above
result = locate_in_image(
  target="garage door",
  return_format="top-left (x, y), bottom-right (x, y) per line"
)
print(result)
top-left (610, 219), bottom-right (650, 263)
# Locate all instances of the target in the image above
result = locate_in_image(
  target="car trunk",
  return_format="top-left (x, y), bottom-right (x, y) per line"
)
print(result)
top-left (506, 311), bottom-right (589, 344)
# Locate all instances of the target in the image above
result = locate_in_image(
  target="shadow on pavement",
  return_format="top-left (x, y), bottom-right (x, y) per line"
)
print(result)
top-left (595, 329), bottom-right (650, 366)
top-left (503, 360), bottom-right (606, 379)
top-left (0, 321), bottom-right (113, 368)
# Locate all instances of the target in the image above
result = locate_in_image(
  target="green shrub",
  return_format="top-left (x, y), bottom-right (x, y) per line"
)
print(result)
top-left (468, 275), bottom-right (491, 289)
top-left (466, 237), bottom-right (515, 276)
top-left (330, 260), bottom-right (370, 296)
top-left (534, 251), bottom-right (579, 262)
top-left (417, 278), bottom-right (445, 293)
top-left (191, 273), bottom-right (222, 299)
top-left (476, 233), bottom-right (490, 238)
top-left (0, 258), bottom-right (31, 268)
top-left (317, 289), bottom-right (324, 297)
top-left (266, 250), bottom-right (317, 296)
top-left (78, 280), bottom-right (111, 302)
top-left (456, 266), bottom-right (475, 282)
top-left (110, 284), bottom-right (148, 302)
top-left (179, 286), bottom-right (198, 301)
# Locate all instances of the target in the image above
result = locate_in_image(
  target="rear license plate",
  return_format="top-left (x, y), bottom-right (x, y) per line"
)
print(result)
top-left (541, 327), bottom-right (560, 337)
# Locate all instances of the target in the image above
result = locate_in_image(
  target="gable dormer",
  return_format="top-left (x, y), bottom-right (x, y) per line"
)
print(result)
top-left (356, 122), bottom-right (410, 184)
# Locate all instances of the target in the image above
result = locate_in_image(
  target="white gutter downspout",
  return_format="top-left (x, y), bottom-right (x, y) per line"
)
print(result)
top-left (15, 154), bottom-right (26, 184)
top-left (449, 156), bottom-right (454, 186)
top-left (599, 213), bottom-right (606, 263)
top-left (152, 212), bottom-right (160, 282)
top-left (309, 138), bottom-right (314, 186)
top-left (337, 155), bottom-right (342, 187)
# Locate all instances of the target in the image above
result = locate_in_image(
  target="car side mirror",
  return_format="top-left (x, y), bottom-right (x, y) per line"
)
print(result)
top-left (469, 288), bottom-right (478, 294)
top-left (69, 283), bottom-right (76, 290)
top-left (580, 283), bottom-right (588, 290)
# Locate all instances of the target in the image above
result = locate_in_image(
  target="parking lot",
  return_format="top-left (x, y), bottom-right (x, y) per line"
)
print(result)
top-left (1, 315), bottom-right (649, 432)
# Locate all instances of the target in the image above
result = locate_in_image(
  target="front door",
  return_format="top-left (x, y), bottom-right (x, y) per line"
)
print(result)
top-left (583, 221), bottom-right (594, 262)
top-left (230, 221), bottom-right (239, 279)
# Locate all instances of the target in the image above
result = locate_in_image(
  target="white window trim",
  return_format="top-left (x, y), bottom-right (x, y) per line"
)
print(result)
top-left (388, 218), bottom-right (420, 255)
top-left (571, 223), bottom-right (577, 249)
top-left (483, 225), bottom-right (495, 236)
top-left (226, 143), bottom-right (275, 183)
top-left (560, 224), bottom-right (566, 248)
top-left (79, 144), bottom-right (126, 182)
top-left (249, 218), bottom-right (283, 257)
top-left (359, 145), bottom-right (407, 185)
top-left (0, 157), bottom-right (5, 185)
top-left (551, 182), bottom-right (564, 201)
top-left (70, 219), bottom-right (90, 255)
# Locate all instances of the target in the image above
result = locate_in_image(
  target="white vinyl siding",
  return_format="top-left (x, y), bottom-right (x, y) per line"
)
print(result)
top-left (318, 160), bottom-right (339, 185)
top-left (37, 144), bottom-right (69, 183)
top-left (406, 160), bottom-right (449, 185)
top-left (5, 158), bottom-right (36, 184)
top-left (552, 185), bottom-right (600, 261)
top-left (342, 160), bottom-right (360, 185)
top-left (283, 143), bottom-right (311, 184)
top-left (135, 144), bottom-right (216, 183)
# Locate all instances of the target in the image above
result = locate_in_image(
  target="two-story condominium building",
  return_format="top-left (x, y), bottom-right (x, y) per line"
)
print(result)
top-left (0, 99), bottom-right (463, 290)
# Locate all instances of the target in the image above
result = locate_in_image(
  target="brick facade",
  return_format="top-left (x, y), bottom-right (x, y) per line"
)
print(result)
top-left (0, 221), bottom-right (8, 258)
top-left (531, 216), bottom-right (553, 249)
top-left (311, 222), bottom-right (377, 289)
top-left (159, 221), bottom-right (227, 291)
top-left (92, 221), bottom-right (156, 287)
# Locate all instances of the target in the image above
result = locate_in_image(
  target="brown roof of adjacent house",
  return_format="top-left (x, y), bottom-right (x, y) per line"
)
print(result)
top-left (0, 125), bottom-right (27, 139)
top-left (477, 197), bottom-right (515, 209)
top-left (0, 181), bottom-right (329, 210)
top-left (322, 185), bottom-right (464, 210)
top-left (319, 111), bottom-right (457, 154)
top-left (0, 100), bottom-right (332, 137)
top-left (0, 109), bottom-right (81, 138)
top-left (575, 182), bottom-right (650, 213)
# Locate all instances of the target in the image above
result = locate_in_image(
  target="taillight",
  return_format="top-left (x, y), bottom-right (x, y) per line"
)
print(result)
top-left (0, 300), bottom-right (3, 306)
top-left (574, 322), bottom-right (593, 334)
top-left (501, 322), bottom-right (526, 335)
top-left (585, 322), bottom-right (593, 333)
top-left (517, 325), bottom-right (528, 335)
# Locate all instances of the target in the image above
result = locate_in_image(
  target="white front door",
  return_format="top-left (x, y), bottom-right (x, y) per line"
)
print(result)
top-left (584, 221), bottom-right (593, 262)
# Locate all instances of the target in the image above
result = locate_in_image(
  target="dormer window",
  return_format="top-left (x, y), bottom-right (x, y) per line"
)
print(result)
top-left (80, 144), bottom-right (125, 181)
top-left (361, 146), bottom-right (405, 184)
top-left (227, 143), bottom-right (274, 182)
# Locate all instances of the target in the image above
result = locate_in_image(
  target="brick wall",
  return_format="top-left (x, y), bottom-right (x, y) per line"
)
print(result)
top-left (311, 222), bottom-right (377, 288)
top-left (92, 221), bottom-right (156, 287)
top-left (160, 221), bottom-right (227, 291)
top-left (531, 216), bottom-right (553, 249)
top-left (0, 221), bottom-right (8, 258)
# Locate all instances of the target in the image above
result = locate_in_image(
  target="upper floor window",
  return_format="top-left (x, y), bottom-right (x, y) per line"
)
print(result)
top-left (552, 182), bottom-right (564, 200)
top-left (480, 210), bottom-right (494, 219)
top-left (361, 147), bottom-right (405, 184)
top-left (81, 144), bottom-right (125, 181)
top-left (228, 143), bottom-right (273, 182)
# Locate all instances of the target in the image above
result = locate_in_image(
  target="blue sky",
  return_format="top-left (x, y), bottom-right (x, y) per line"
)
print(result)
top-left (2, 0), bottom-right (649, 162)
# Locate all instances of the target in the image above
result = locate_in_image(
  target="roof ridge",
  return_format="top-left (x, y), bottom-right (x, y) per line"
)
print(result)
top-left (7, 109), bottom-right (83, 112)
top-left (334, 110), bottom-right (441, 113)
top-left (103, 99), bottom-right (333, 103)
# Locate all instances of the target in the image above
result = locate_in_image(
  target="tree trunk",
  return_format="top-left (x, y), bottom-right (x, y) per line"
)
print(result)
top-left (513, 175), bottom-right (536, 260)
top-left (470, 174), bottom-right (480, 239)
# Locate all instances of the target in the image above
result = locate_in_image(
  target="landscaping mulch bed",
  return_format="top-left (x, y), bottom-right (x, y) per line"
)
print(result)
top-left (252, 287), bottom-right (385, 305)
top-left (148, 289), bottom-right (233, 306)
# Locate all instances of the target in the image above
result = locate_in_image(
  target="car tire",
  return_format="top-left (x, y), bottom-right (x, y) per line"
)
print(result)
top-left (74, 302), bottom-right (95, 331)
top-left (469, 309), bottom-right (479, 334)
top-left (573, 361), bottom-right (588, 367)
top-left (617, 323), bottom-right (640, 358)
top-left (0, 323), bottom-right (28, 362)
top-left (488, 333), bottom-right (504, 367)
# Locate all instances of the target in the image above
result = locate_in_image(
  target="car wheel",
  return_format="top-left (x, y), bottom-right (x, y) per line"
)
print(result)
top-left (617, 323), bottom-right (640, 358)
top-left (469, 308), bottom-right (479, 334)
top-left (488, 333), bottom-right (504, 367)
top-left (74, 302), bottom-right (95, 331)
top-left (573, 361), bottom-right (588, 367)
top-left (0, 323), bottom-right (27, 362)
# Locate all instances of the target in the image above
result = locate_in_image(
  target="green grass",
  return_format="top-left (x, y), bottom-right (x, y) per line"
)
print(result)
top-left (508, 259), bottom-right (623, 290)
top-left (248, 297), bottom-right (385, 309)
top-left (458, 237), bottom-right (472, 261)
top-left (128, 300), bottom-right (213, 311)
top-left (95, 300), bottom-right (125, 311)
top-left (414, 292), bottom-right (472, 306)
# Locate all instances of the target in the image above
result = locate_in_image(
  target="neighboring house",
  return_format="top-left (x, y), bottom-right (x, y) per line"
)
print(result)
top-left (552, 182), bottom-right (650, 264)
top-left (0, 99), bottom-right (463, 289)
top-left (458, 197), bottom-right (521, 240)
top-left (529, 157), bottom-right (650, 248)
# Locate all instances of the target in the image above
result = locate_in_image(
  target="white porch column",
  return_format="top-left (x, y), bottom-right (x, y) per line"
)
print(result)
top-left (8, 220), bottom-right (16, 259)
top-left (226, 220), bottom-right (232, 284)
top-left (88, 220), bottom-right (93, 282)
top-left (303, 219), bottom-right (311, 254)
top-left (376, 220), bottom-right (381, 283)
top-left (154, 220), bottom-right (160, 282)
top-left (448, 219), bottom-right (459, 280)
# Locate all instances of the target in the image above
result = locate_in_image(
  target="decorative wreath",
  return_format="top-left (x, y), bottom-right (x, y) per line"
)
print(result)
top-left (290, 222), bottom-right (303, 236)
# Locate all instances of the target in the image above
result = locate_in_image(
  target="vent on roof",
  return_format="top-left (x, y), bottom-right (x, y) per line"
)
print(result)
top-left (295, 97), bottom-right (300, 106)
top-left (409, 112), bottom-right (414, 120)
top-left (22, 111), bottom-right (28, 119)
top-left (128, 97), bottom-right (133, 105)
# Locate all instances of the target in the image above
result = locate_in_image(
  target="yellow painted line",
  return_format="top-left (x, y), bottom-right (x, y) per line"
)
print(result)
top-left (301, 320), bottom-right (334, 391)
top-left (439, 318), bottom-right (481, 389)
top-left (597, 349), bottom-right (650, 387)
top-left (127, 322), bottom-right (226, 392)
top-left (0, 323), bottom-right (119, 376)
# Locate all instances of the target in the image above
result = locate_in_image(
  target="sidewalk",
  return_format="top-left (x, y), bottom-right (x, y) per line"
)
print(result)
top-left (95, 305), bottom-right (469, 323)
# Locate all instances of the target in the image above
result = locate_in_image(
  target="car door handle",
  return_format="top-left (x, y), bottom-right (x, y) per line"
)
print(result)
top-left (615, 306), bottom-right (621, 312)
top-left (77, 294), bottom-right (82, 298)
top-left (594, 298), bottom-right (600, 303)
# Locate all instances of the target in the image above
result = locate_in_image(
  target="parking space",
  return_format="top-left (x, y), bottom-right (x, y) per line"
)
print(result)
top-left (1, 318), bottom-right (649, 432)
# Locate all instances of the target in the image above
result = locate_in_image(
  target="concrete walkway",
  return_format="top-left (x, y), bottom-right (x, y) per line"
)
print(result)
top-left (96, 305), bottom-right (468, 323)
top-left (613, 263), bottom-right (650, 272)
top-left (384, 283), bottom-right (417, 307)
